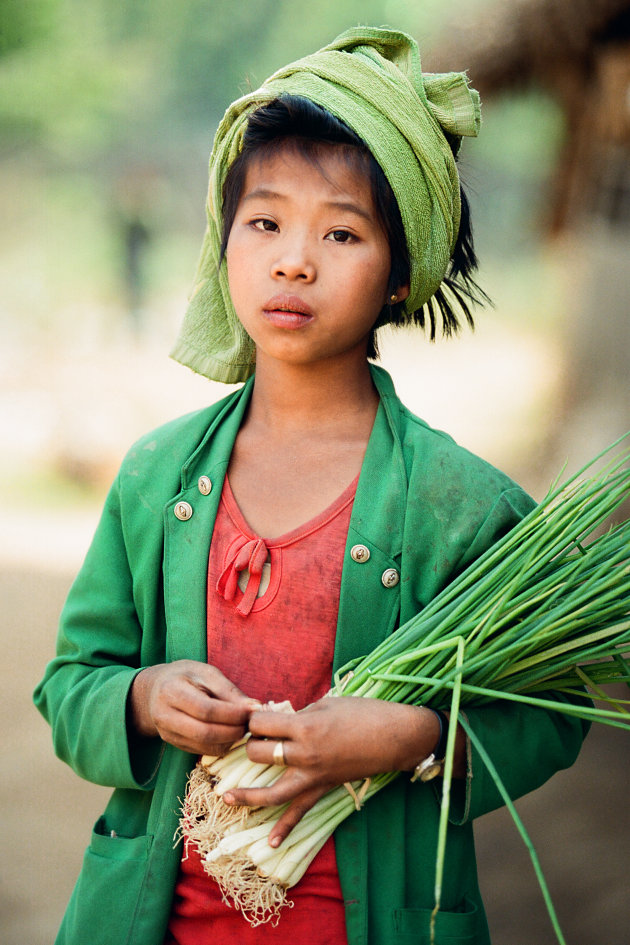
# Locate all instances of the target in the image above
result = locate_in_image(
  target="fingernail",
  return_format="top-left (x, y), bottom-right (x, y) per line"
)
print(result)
top-left (223, 792), bottom-right (234, 805)
top-left (270, 836), bottom-right (281, 848)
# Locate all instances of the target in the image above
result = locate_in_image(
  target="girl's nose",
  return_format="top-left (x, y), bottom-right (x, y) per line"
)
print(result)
top-left (271, 247), bottom-right (316, 283)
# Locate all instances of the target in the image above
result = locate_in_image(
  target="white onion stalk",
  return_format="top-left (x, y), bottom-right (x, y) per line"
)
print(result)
top-left (181, 704), bottom-right (386, 907)
top-left (181, 733), bottom-right (393, 925)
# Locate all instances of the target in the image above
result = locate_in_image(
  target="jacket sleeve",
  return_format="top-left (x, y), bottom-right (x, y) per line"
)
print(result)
top-left (436, 487), bottom-right (590, 824)
top-left (450, 696), bottom-right (588, 824)
top-left (33, 472), bottom-right (165, 790)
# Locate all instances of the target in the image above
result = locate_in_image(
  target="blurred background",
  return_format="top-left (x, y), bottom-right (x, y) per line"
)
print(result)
top-left (1, 0), bottom-right (628, 942)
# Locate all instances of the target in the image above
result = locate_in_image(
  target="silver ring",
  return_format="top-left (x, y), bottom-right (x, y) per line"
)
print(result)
top-left (272, 740), bottom-right (286, 767)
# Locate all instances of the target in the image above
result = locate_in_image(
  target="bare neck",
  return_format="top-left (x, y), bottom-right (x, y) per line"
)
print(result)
top-left (227, 352), bottom-right (379, 537)
top-left (246, 353), bottom-right (379, 437)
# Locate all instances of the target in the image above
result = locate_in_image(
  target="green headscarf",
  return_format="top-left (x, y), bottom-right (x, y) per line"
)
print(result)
top-left (171, 26), bottom-right (481, 383)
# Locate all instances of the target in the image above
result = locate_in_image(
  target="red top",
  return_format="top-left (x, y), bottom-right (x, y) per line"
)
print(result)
top-left (166, 474), bottom-right (357, 945)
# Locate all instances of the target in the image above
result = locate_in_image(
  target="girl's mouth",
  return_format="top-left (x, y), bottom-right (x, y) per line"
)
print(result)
top-left (262, 295), bottom-right (314, 328)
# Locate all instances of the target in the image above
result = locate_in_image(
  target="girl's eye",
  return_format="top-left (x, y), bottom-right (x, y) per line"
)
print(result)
top-left (252, 218), bottom-right (278, 232)
top-left (326, 229), bottom-right (356, 243)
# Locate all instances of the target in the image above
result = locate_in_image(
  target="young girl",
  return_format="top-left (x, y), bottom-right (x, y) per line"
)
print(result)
top-left (34, 27), bottom-right (587, 945)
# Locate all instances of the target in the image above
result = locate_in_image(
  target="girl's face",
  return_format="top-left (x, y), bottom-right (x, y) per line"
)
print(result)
top-left (225, 144), bottom-right (409, 371)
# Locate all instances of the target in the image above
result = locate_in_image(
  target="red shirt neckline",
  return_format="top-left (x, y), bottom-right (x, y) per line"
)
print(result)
top-left (222, 473), bottom-right (359, 548)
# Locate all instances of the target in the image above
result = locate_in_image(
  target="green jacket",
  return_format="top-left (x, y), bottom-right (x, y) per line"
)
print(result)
top-left (34, 366), bottom-right (586, 945)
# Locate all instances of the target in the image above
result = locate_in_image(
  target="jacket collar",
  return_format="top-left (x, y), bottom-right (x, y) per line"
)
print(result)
top-left (180, 375), bottom-right (255, 490)
top-left (354, 364), bottom-right (408, 561)
top-left (164, 378), bottom-right (253, 664)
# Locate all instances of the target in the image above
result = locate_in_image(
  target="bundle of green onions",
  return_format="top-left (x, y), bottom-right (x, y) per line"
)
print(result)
top-left (179, 439), bottom-right (630, 939)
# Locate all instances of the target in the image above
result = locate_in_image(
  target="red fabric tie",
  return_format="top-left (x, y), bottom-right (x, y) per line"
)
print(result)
top-left (216, 536), bottom-right (269, 616)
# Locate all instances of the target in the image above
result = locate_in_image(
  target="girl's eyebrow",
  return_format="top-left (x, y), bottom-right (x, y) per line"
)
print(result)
top-left (323, 200), bottom-right (373, 222)
top-left (241, 187), bottom-right (285, 203)
top-left (242, 189), bottom-right (373, 223)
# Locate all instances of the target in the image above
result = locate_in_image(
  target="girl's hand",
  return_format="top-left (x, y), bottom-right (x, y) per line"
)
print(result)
top-left (223, 697), bottom-right (460, 847)
top-left (129, 661), bottom-right (261, 757)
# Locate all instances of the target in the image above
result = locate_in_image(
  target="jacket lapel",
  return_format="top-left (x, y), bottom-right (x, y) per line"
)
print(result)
top-left (164, 378), bottom-right (254, 664)
top-left (333, 366), bottom-right (408, 674)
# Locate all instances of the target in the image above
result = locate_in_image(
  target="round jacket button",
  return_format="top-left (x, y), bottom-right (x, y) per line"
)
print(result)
top-left (350, 544), bottom-right (370, 563)
top-left (381, 568), bottom-right (400, 588)
top-left (174, 501), bottom-right (193, 521)
top-left (198, 476), bottom-right (212, 495)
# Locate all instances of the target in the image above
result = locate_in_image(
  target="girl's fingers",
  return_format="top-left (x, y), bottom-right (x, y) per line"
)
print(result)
top-left (180, 664), bottom-right (260, 713)
top-left (158, 709), bottom-right (247, 754)
top-left (153, 687), bottom-right (250, 731)
top-left (245, 733), bottom-right (297, 767)
top-left (185, 693), bottom-right (254, 726)
top-left (267, 786), bottom-right (329, 847)
top-left (154, 663), bottom-right (260, 724)
top-left (193, 663), bottom-right (260, 707)
top-left (247, 709), bottom-right (296, 739)
top-left (224, 779), bottom-right (328, 846)
top-left (133, 661), bottom-right (260, 746)
top-left (224, 767), bottom-right (313, 809)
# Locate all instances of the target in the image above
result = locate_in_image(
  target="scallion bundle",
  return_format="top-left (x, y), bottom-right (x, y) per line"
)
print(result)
top-left (180, 438), bottom-right (630, 939)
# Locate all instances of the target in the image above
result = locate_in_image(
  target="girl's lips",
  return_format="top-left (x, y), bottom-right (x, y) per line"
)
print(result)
top-left (262, 295), bottom-right (314, 329)
top-left (263, 295), bottom-right (314, 316)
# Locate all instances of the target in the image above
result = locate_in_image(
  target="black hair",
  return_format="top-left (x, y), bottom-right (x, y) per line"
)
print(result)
top-left (220, 94), bottom-right (488, 359)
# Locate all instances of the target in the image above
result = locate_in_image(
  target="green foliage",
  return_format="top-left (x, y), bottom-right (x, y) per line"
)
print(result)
top-left (0, 0), bottom-right (59, 57)
top-left (0, 0), bottom-right (150, 159)
top-left (476, 92), bottom-right (565, 176)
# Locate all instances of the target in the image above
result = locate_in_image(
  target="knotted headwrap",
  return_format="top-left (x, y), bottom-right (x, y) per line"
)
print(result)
top-left (171, 26), bottom-right (481, 383)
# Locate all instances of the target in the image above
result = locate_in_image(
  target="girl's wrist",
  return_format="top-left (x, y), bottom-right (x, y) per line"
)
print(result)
top-left (129, 666), bottom-right (160, 738)
top-left (397, 706), bottom-right (466, 779)
top-left (387, 705), bottom-right (441, 773)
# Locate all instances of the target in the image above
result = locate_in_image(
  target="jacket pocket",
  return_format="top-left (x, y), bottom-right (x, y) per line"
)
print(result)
top-left (392, 897), bottom-right (483, 944)
top-left (56, 817), bottom-right (154, 945)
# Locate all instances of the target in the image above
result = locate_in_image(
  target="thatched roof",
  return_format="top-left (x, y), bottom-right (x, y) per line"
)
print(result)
top-left (426, 0), bottom-right (630, 98)
top-left (426, 0), bottom-right (630, 232)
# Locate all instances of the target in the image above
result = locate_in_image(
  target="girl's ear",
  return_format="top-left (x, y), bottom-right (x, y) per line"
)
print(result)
top-left (389, 283), bottom-right (410, 305)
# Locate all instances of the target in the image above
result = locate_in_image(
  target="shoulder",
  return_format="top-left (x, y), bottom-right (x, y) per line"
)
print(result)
top-left (401, 401), bottom-right (534, 522)
top-left (373, 366), bottom-right (536, 578)
top-left (402, 402), bottom-right (528, 495)
top-left (374, 365), bottom-right (533, 507)
top-left (117, 386), bottom-right (244, 486)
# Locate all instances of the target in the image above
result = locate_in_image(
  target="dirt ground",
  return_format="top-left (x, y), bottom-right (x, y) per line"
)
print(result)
top-left (3, 562), bottom-right (628, 945)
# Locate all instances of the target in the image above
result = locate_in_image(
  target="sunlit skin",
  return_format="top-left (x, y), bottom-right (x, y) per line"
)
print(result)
top-left (225, 145), bottom-right (396, 373)
top-left (129, 145), bottom-right (466, 848)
